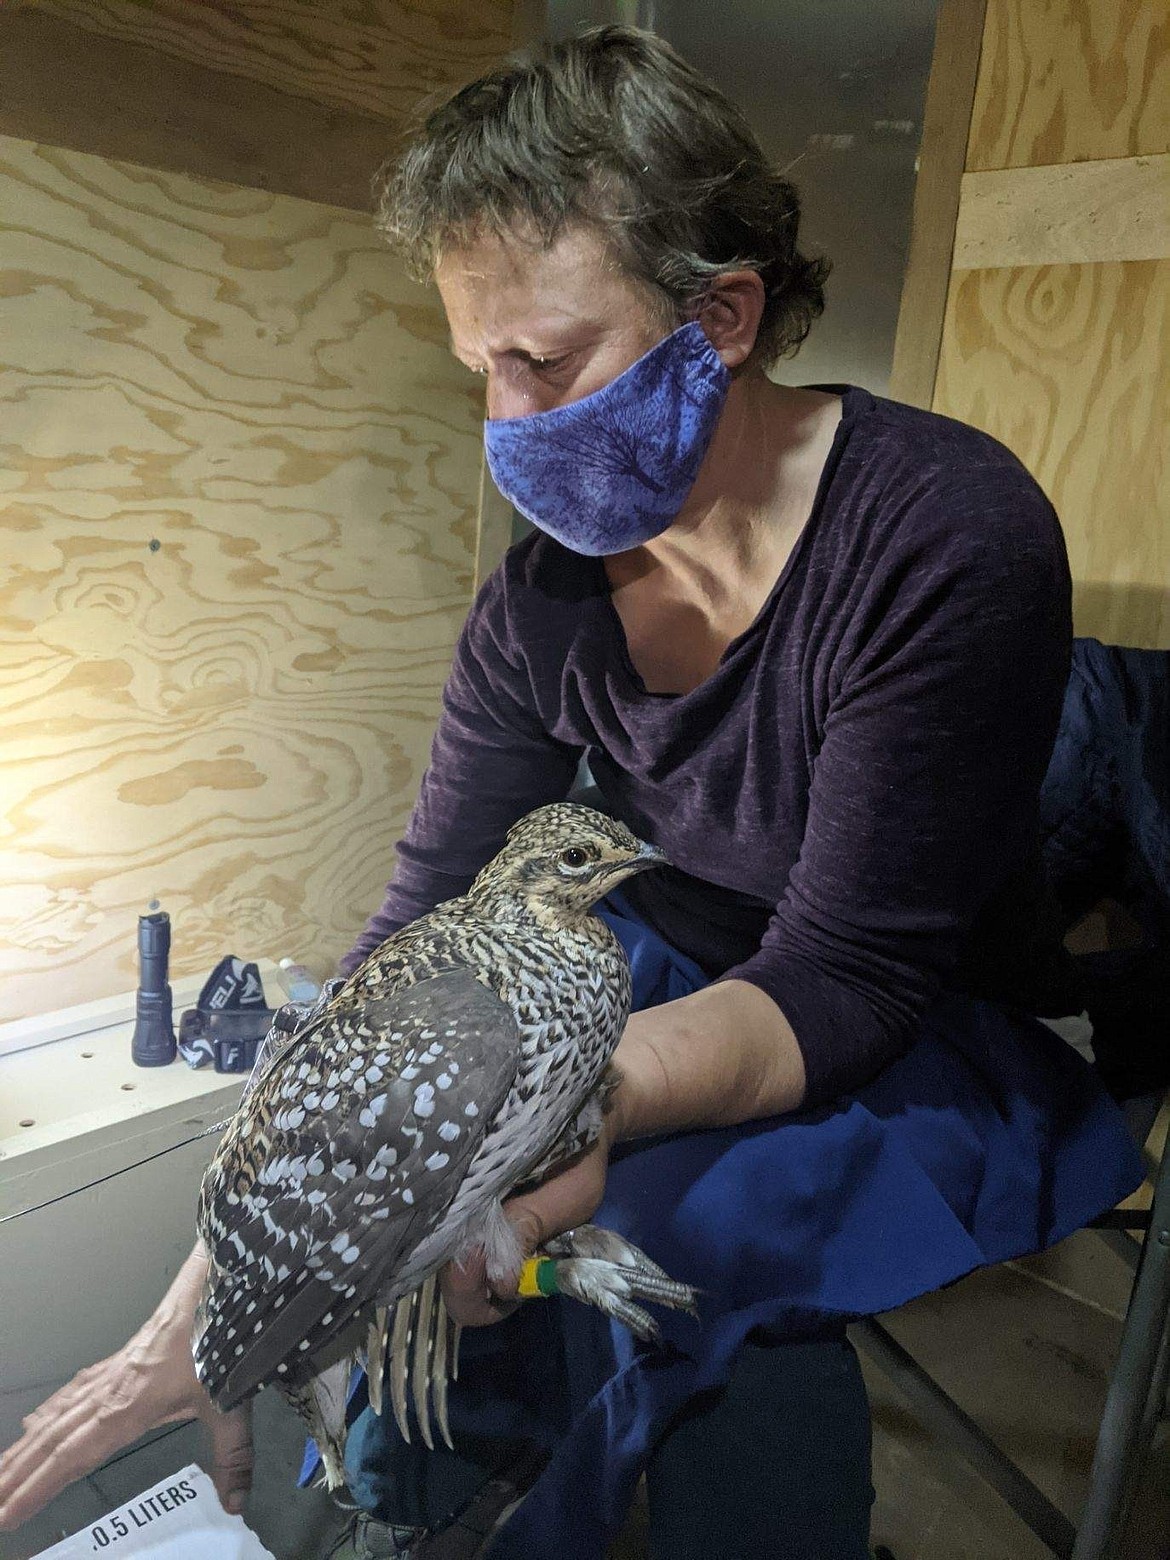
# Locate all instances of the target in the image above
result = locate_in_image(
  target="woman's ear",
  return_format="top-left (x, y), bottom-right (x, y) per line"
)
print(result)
top-left (698, 269), bottom-right (766, 369)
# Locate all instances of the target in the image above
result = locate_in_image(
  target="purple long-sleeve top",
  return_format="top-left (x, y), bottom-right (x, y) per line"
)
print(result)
top-left (342, 386), bottom-right (1073, 1107)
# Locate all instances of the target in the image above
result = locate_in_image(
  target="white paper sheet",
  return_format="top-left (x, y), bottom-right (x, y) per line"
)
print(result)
top-left (29, 1464), bottom-right (275, 1559)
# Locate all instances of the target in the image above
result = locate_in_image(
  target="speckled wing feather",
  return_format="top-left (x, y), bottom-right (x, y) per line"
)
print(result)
top-left (194, 968), bottom-right (519, 1409)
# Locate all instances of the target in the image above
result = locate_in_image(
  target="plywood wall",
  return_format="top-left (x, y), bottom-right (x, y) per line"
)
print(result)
top-left (935, 256), bottom-right (1169, 646)
top-left (894, 0), bottom-right (1170, 650)
top-left (965, 0), bottom-right (1170, 171)
top-left (18, 0), bottom-right (515, 123)
top-left (0, 2), bottom-right (523, 1021)
top-left (0, 0), bottom-right (517, 209)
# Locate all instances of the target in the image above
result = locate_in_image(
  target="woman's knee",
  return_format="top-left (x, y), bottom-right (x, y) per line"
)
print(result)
top-left (646, 1333), bottom-right (873, 1560)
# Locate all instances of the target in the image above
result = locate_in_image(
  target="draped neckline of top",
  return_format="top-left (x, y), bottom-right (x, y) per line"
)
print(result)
top-left (594, 383), bottom-right (870, 703)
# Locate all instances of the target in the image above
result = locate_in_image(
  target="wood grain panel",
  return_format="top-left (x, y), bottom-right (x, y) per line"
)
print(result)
top-left (12, 0), bottom-right (515, 125)
top-left (968, 0), bottom-right (1170, 172)
top-left (888, 0), bottom-right (988, 409)
top-left (955, 153), bottom-right (1170, 268)
top-left (0, 0), bottom-right (517, 210)
top-left (0, 137), bottom-right (486, 1021)
top-left (0, 10), bottom-right (411, 212)
top-left (934, 260), bottom-right (1170, 649)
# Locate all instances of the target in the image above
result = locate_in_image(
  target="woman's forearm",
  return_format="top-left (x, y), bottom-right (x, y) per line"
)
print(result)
top-left (608, 978), bottom-right (806, 1141)
top-left (147, 1239), bottom-right (210, 1337)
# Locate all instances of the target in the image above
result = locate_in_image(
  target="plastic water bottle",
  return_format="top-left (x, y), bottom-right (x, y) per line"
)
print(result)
top-left (279, 958), bottom-right (321, 1004)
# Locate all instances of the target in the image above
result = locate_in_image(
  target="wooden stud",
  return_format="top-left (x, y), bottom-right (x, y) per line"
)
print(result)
top-left (888, 0), bottom-right (988, 408)
top-left (954, 153), bottom-right (1170, 271)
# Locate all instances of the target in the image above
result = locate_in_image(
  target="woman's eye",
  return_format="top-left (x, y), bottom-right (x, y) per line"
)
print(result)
top-left (560, 847), bottom-right (588, 869)
top-left (525, 353), bottom-right (571, 375)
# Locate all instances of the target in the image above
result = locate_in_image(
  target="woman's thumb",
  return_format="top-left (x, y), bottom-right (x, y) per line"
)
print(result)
top-left (206, 1399), bottom-right (254, 1515)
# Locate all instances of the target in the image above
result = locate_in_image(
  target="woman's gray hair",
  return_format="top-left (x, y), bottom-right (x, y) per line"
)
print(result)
top-left (376, 26), bottom-right (829, 366)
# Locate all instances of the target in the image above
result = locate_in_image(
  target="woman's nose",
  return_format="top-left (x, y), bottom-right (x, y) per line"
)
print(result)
top-left (486, 372), bottom-right (554, 422)
top-left (486, 380), bottom-right (526, 422)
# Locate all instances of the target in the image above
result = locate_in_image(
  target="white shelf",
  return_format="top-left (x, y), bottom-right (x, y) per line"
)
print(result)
top-left (0, 959), bottom-right (288, 1220)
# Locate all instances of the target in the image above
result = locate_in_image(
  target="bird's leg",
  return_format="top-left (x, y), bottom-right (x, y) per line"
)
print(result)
top-left (477, 1195), bottom-right (526, 1286)
top-left (536, 1225), bottom-right (700, 1341)
top-left (284, 1353), bottom-right (354, 1491)
top-left (371, 1227), bottom-right (695, 1460)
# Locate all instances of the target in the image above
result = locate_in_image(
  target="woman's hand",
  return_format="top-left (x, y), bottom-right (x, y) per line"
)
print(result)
top-left (0, 1245), bottom-right (253, 1533)
top-left (439, 977), bottom-right (804, 1331)
top-left (440, 1115), bottom-right (615, 1327)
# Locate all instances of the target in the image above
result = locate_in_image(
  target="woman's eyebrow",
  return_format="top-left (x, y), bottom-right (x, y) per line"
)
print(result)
top-left (447, 337), bottom-right (489, 372)
top-left (448, 330), bottom-right (591, 366)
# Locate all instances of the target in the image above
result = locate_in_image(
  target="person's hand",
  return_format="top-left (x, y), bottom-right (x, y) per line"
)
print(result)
top-left (0, 1246), bottom-right (253, 1533)
top-left (440, 1114), bottom-right (615, 1327)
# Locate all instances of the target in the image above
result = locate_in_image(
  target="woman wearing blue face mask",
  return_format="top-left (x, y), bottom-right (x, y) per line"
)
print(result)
top-left (320, 27), bottom-right (1141, 1560)
top-left (0, 26), bottom-right (1142, 1560)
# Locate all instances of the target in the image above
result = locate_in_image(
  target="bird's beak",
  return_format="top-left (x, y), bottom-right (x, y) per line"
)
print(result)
top-left (634, 839), bottom-right (669, 870)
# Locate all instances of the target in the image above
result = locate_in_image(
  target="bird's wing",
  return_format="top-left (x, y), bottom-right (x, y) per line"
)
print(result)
top-left (193, 967), bottom-right (519, 1409)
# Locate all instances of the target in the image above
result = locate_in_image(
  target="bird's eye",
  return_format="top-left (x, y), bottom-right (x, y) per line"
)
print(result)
top-left (560, 847), bottom-right (589, 870)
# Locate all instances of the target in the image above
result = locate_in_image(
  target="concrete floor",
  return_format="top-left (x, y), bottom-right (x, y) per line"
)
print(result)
top-left (7, 1227), bottom-right (1168, 1560)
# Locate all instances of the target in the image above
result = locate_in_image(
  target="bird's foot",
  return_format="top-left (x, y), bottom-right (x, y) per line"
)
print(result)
top-left (366, 1230), bottom-right (696, 1455)
top-left (538, 1224), bottom-right (699, 1341)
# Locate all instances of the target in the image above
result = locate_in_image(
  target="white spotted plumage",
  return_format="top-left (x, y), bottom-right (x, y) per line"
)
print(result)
top-left (192, 804), bottom-right (665, 1480)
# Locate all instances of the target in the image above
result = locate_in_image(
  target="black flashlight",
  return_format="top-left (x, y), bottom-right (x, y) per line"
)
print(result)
top-left (131, 908), bottom-right (177, 1066)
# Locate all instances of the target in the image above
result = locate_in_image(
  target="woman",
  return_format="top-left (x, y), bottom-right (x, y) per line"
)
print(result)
top-left (0, 27), bottom-right (1143, 1560)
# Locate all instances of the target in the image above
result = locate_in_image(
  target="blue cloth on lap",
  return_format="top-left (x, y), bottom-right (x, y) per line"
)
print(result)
top-left (302, 890), bottom-right (1144, 1560)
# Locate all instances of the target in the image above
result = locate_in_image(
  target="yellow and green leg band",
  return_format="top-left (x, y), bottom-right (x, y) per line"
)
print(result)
top-left (516, 1256), bottom-right (560, 1298)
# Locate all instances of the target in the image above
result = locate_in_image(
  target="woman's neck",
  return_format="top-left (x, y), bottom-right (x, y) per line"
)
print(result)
top-left (606, 370), bottom-right (842, 609)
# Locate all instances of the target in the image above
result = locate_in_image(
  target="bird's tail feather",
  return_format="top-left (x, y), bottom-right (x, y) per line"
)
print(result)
top-left (365, 1305), bottom-right (389, 1418)
top-left (376, 1281), bottom-right (459, 1451)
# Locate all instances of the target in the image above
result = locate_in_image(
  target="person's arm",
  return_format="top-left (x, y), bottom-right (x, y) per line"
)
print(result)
top-left (443, 980), bottom-right (799, 1324)
top-left (0, 1242), bottom-right (253, 1532)
top-left (718, 469), bottom-right (1072, 1105)
top-left (340, 549), bottom-right (579, 970)
top-left (613, 978), bottom-right (803, 1131)
top-left (447, 467), bottom-right (1073, 1318)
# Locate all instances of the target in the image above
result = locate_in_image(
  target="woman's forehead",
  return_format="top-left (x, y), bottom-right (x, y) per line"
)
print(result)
top-left (435, 225), bottom-right (649, 345)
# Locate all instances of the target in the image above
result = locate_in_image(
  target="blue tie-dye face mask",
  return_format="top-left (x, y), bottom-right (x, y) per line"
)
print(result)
top-left (483, 321), bottom-right (730, 556)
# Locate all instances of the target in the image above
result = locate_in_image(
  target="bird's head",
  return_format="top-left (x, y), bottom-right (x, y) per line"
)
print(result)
top-left (468, 803), bottom-right (667, 924)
